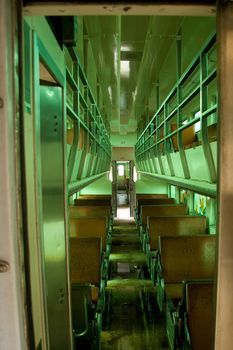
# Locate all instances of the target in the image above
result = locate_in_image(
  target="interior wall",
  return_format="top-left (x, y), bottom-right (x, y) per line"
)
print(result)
top-left (171, 185), bottom-right (216, 234)
top-left (79, 176), bottom-right (112, 194)
top-left (87, 40), bottom-right (97, 100)
top-left (170, 184), bottom-right (180, 203)
top-left (25, 16), bottom-right (64, 74)
top-left (112, 146), bottom-right (135, 161)
top-left (150, 17), bottom-right (216, 109)
top-left (181, 16), bottom-right (216, 73)
top-left (135, 174), bottom-right (168, 194)
top-left (76, 16), bottom-right (84, 66)
top-left (111, 133), bottom-right (137, 147)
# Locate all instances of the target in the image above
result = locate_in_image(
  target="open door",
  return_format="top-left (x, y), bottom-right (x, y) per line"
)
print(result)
top-left (33, 35), bottom-right (72, 349)
top-left (40, 83), bottom-right (71, 350)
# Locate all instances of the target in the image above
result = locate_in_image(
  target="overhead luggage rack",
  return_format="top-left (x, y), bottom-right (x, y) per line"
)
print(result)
top-left (65, 45), bottom-right (111, 193)
top-left (135, 33), bottom-right (217, 190)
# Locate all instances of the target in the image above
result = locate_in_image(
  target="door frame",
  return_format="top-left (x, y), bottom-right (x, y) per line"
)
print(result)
top-left (2, 1), bottom-right (233, 349)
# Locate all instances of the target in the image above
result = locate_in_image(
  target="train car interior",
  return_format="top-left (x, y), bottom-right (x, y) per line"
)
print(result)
top-left (1, 1), bottom-right (233, 350)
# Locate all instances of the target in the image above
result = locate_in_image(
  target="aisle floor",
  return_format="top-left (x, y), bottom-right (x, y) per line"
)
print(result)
top-left (101, 216), bottom-right (169, 350)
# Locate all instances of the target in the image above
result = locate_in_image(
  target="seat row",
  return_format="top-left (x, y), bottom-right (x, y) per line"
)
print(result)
top-left (69, 194), bottom-right (113, 350)
top-left (135, 193), bottom-right (216, 350)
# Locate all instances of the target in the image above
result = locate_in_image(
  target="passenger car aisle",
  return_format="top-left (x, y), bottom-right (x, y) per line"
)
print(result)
top-left (101, 217), bottom-right (169, 350)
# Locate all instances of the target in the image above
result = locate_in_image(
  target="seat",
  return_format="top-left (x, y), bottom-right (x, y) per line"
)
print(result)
top-left (71, 284), bottom-right (102, 350)
top-left (178, 279), bottom-right (214, 350)
top-left (70, 237), bottom-right (104, 350)
top-left (156, 235), bottom-right (215, 350)
top-left (146, 215), bottom-right (206, 284)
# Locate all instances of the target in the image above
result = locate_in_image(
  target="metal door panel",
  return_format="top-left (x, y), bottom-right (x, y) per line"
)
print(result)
top-left (40, 85), bottom-right (70, 350)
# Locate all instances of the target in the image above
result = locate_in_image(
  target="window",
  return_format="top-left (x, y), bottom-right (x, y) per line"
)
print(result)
top-left (194, 111), bottom-right (201, 132)
top-left (108, 167), bottom-right (113, 182)
top-left (194, 193), bottom-right (206, 215)
top-left (118, 164), bottom-right (124, 176)
top-left (133, 166), bottom-right (138, 182)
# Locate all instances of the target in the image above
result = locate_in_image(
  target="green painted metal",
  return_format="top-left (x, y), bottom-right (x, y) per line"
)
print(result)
top-left (33, 32), bottom-right (73, 349)
top-left (135, 33), bottom-right (217, 184)
top-left (65, 45), bottom-right (111, 183)
top-left (68, 171), bottom-right (108, 195)
top-left (139, 171), bottom-right (216, 198)
top-left (200, 48), bottom-right (217, 183)
top-left (80, 175), bottom-right (112, 195)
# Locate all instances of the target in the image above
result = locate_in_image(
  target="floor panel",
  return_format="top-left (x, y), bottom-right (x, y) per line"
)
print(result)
top-left (101, 215), bottom-right (169, 350)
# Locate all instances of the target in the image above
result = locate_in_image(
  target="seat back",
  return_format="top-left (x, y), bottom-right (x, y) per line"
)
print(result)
top-left (185, 280), bottom-right (214, 350)
top-left (171, 123), bottom-right (195, 150)
top-left (149, 215), bottom-right (206, 250)
top-left (69, 217), bottom-right (107, 249)
top-left (70, 237), bottom-right (102, 285)
top-left (69, 205), bottom-right (111, 219)
top-left (136, 193), bottom-right (168, 200)
top-left (158, 235), bottom-right (216, 283)
top-left (142, 204), bottom-right (187, 227)
top-left (74, 198), bottom-right (112, 207)
top-left (78, 195), bottom-right (112, 200)
top-left (137, 197), bottom-right (175, 212)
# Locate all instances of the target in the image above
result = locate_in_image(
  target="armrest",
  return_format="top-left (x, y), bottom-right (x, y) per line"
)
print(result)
top-left (182, 312), bottom-right (192, 349)
top-left (150, 251), bottom-right (158, 285)
top-left (101, 257), bottom-right (109, 282)
top-left (73, 296), bottom-right (88, 338)
top-left (96, 298), bottom-right (103, 314)
top-left (157, 276), bottom-right (165, 312)
top-left (156, 257), bottom-right (165, 312)
top-left (166, 297), bottom-right (180, 350)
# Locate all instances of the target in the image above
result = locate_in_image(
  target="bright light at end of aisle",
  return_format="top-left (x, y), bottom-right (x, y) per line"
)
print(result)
top-left (117, 207), bottom-right (134, 220)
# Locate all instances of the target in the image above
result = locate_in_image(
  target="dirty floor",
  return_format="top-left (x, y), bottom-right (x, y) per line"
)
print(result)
top-left (101, 213), bottom-right (169, 350)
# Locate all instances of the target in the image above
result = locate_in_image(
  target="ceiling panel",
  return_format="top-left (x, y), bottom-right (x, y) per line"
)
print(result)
top-left (85, 15), bottom-right (215, 146)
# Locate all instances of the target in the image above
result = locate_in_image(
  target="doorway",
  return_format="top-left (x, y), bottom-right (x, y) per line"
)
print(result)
top-left (116, 161), bottom-right (129, 205)
top-left (112, 161), bottom-right (135, 219)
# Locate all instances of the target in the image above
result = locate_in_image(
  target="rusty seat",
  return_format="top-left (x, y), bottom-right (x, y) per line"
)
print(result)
top-left (70, 237), bottom-right (103, 349)
top-left (146, 215), bottom-right (206, 284)
top-left (157, 235), bottom-right (216, 349)
top-left (157, 235), bottom-right (215, 311)
top-left (135, 197), bottom-right (175, 225)
top-left (69, 204), bottom-right (113, 231)
top-left (69, 217), bottom-right (110, 281)
top-left (139, 204), bottom-right (188, 247)
top-left (179, 279), bottom-right (214, 350)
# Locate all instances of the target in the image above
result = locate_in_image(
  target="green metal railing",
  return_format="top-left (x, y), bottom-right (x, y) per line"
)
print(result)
top-left (135, 33), bottom-right (217, 183)
top-left (65, 46), bottom-right (111, 182)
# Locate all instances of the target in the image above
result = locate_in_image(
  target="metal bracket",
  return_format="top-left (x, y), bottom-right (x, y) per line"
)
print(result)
top-left (0, 260), bottom-right (10, 273)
